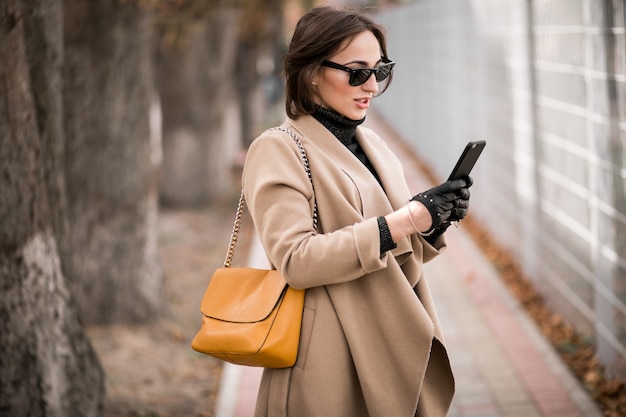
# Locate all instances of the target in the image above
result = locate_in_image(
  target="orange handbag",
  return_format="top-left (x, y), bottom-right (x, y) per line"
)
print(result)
top-left (191, 128), bottom-right (316, 368)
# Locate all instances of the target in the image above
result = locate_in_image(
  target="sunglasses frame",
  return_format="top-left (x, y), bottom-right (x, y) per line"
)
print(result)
top-left (321, 58), bottom-right (395, 86)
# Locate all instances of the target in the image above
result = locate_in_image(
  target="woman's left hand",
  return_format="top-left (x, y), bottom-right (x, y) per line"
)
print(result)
top-left (448, 176), bottom-right (472, 222)
top-left (411, 176), bottom-right (472, 229)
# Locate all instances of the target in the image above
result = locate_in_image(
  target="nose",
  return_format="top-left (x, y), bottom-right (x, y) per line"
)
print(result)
top-left (362, 72), bottom-right (379, 94)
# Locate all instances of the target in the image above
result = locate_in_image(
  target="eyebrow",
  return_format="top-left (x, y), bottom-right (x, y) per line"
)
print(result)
top-left (343, 58), bottom-right (383, 67)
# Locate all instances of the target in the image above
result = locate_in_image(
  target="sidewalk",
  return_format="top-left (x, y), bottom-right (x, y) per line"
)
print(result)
top-left (214, 111), bottom-right (603, 417)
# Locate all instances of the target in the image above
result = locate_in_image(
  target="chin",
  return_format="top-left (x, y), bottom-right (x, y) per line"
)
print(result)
top-left (342, 108), bottom-right (366, 120)
top-left (351, 110), bottom-right (368, 120)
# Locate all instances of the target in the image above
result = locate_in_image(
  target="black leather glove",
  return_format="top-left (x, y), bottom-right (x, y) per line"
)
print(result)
top-left (448, 176), bottom-right (472, 222)
top-left (411, 177), bottom-right (472, 233)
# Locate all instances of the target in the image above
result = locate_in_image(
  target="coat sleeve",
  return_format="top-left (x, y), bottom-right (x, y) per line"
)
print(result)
top-left (359, 126), bottom-right (447, 265)
top-left (242, 133), bottom-right (391, 290)
top-left (420, 233), bottom-right (447, 263)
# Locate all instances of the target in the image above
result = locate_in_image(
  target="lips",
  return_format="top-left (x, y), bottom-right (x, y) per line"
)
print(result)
top-left (355, 97), bottom-right (371, 109)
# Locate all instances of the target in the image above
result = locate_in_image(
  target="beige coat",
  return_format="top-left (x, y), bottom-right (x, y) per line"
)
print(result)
top-left (242, 115), bottom-right (455, 417)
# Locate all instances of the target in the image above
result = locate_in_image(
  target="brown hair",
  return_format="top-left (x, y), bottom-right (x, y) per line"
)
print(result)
top-left (283, 6), bottom-right (392, 119)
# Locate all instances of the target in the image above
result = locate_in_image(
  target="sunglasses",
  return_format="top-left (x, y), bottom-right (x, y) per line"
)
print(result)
top-left (321, 58), bottom-right (395, 86)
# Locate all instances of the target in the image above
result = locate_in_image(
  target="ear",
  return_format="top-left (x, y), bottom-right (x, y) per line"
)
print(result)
top-left (308, 83), bottom-right (322, 106)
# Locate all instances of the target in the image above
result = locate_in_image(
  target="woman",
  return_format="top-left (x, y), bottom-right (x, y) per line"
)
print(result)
top-left (242, 6), bottom-right (471, 417)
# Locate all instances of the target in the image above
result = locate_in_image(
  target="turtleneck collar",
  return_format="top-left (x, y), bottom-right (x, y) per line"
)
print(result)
top-left (311, 104), bottom-right (365, 146)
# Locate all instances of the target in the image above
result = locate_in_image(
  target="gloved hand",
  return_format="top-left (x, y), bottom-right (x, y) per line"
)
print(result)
top-left (411, 177), bottom-right (472, 233)
top-left (448, 176), bottom-right (472, 222)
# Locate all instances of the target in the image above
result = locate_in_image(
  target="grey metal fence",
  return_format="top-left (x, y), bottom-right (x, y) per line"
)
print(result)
top-left (375, 0), bottom-right (626, 377)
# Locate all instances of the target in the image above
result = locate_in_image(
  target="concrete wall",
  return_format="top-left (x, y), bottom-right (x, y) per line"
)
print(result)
top-left (375, 0), bottom-right (626, 377)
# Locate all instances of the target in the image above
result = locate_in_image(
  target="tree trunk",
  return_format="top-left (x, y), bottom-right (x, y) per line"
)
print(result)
top-left (236, 0), bottom-right (285, 148)
top-left (63, 0), bottom-right (162, 324)
top-left (157, 7), bottom-right (240, 207)
top-left (0, 0), bottom-right (105, 415)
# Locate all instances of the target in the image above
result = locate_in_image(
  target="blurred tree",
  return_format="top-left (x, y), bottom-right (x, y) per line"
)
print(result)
top-left (63, 0), bottom-right (162, 324)
top-left (155, 0), bottom-right (287, 206)
top-left (156, 2), bottom-right (241, 206)
top-left (0, 0), bottom-right (105, 415)
top-left (236, 0), bottom-right (285, 147)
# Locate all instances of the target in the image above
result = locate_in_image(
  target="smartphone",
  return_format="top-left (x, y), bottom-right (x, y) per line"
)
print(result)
top-left (447, 141), bottom-right (486, 181)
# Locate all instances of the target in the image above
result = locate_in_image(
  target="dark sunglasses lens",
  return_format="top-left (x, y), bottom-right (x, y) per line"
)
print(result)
top-left (375, 64), bottom-right (392, 82)
top-left (348, 64), bottom-right (393, 86)
top-left (349, 69), bottom-right (373, 86)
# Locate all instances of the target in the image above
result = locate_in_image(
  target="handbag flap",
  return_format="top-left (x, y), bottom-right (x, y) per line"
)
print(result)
top-left (200, 267), bottom-right (288, 323)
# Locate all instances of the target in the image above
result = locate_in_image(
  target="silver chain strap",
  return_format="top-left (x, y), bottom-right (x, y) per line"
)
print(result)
top-left (223, 127), bottom-right (318, 268)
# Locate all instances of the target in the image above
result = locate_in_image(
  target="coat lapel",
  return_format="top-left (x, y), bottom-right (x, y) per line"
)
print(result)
top-left (355, 126), bottom-right (415, 260)
top-left (289, 116), bottom-right (383, 202)
top-left (288, 116), bottom-right (414, 261)
top-left (356, 126), bottom-right (409, 210)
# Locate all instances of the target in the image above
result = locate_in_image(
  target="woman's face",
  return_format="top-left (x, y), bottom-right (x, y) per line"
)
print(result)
top-left (312, 30), bottom-right (383, 121)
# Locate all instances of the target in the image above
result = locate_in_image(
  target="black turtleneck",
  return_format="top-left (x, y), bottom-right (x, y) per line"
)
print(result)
top-left (311, 105), bottom-right (382, 185)
top-left (312, 105), bottom-right (397, 253)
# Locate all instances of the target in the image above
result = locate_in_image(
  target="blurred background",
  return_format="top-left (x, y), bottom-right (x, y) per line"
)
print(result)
top-left (1, 0), bottom-right (625, 416)
top-left (376, 0), bottom-right (626, 384)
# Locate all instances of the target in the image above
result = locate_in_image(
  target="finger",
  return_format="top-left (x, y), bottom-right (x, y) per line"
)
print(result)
top-left (449, 208), bottom-right (467, 221)
top-left (436, 179), bottom-right (467, 193)
top-left (454, 207), bottom-right (468, 218)
top-left (441, 192), bottom-right (460, 203)
top-left (456, 188), bottom-right (470, 200)
top-left (454, 199), bottom-right (469, 209)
